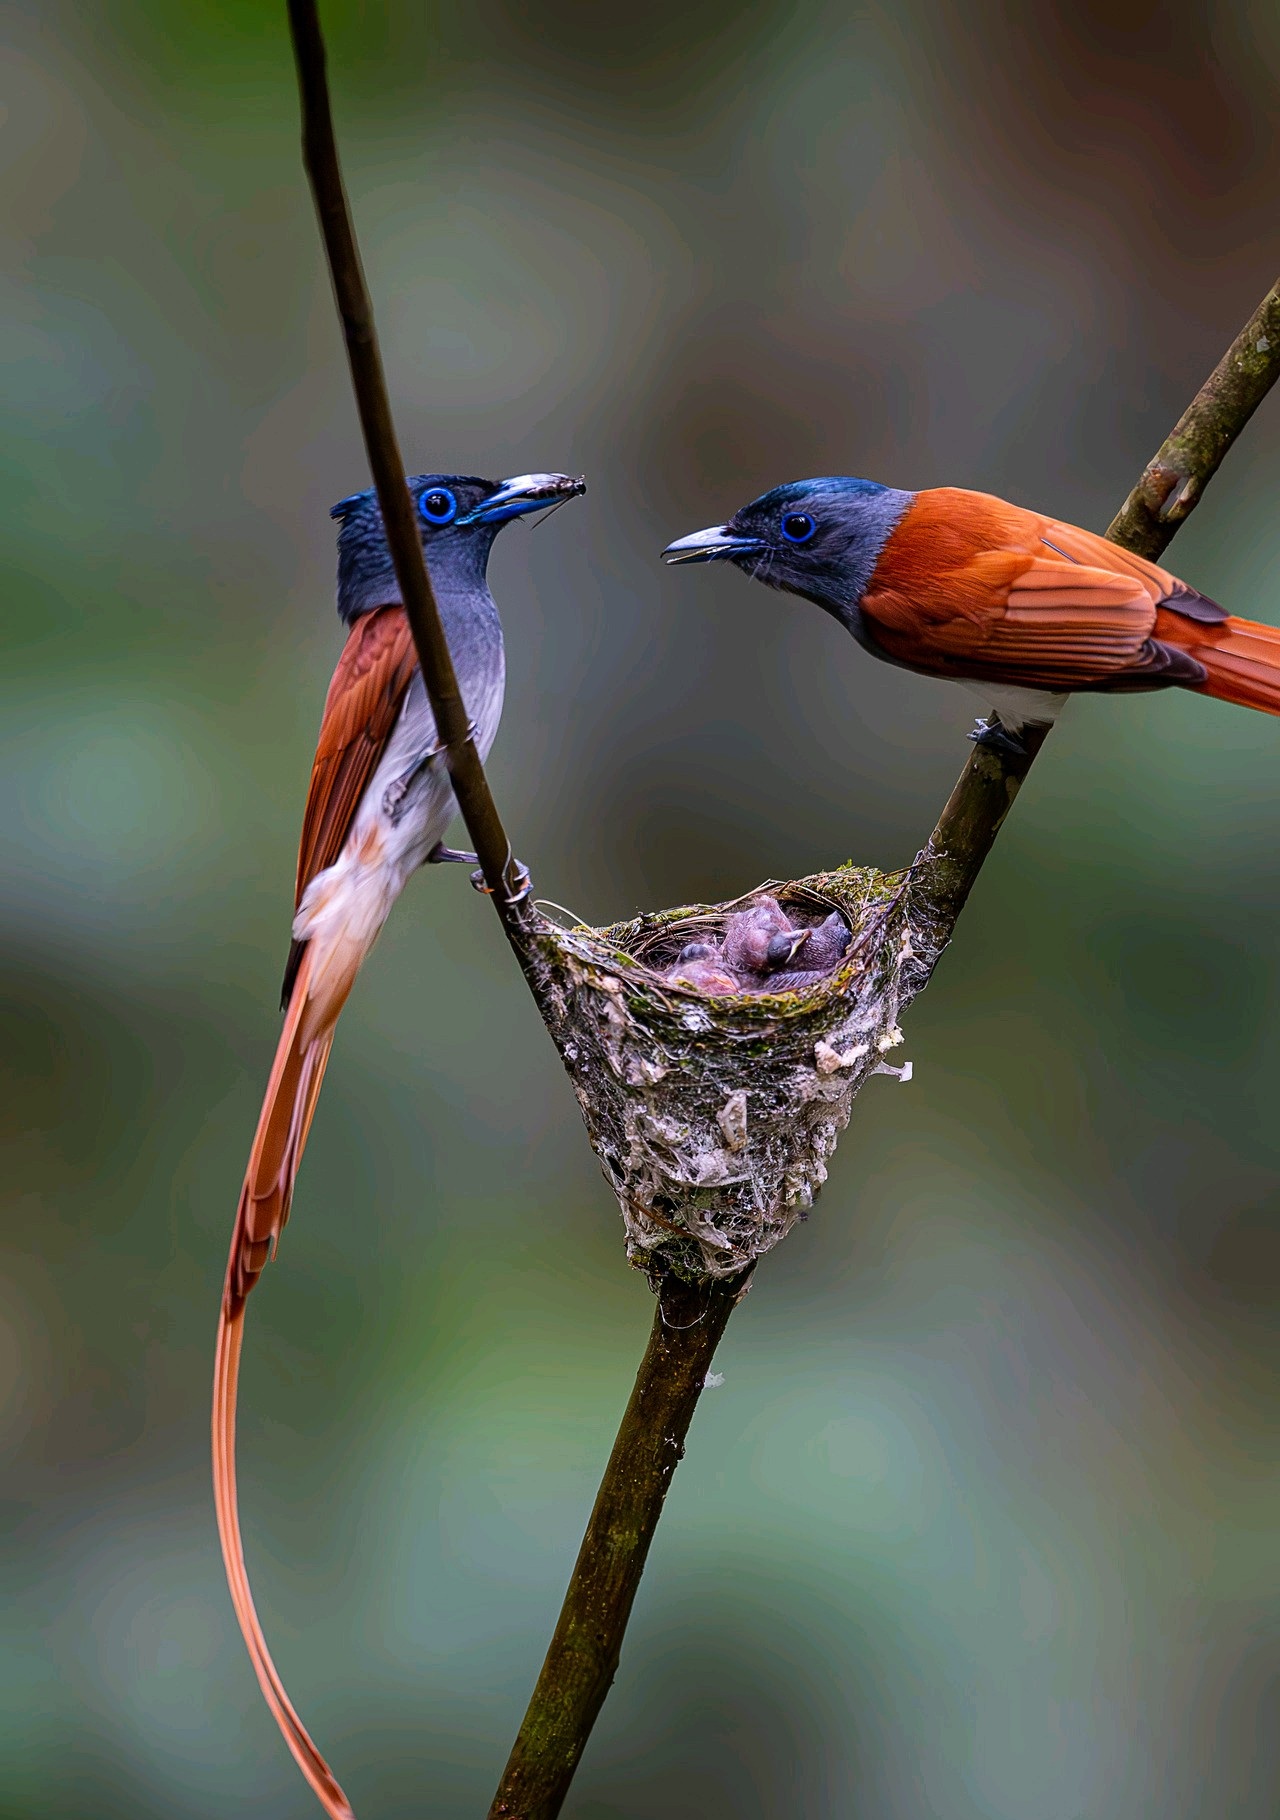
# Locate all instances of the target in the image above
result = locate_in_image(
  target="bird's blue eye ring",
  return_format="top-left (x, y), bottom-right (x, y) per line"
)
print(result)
top-left (781, 512), bottom-right (816, 544)
top-left (419, 486), bottom-right (458, 526)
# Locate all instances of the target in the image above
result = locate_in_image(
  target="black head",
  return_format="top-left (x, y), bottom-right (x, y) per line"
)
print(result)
top-left (332, 471), bottom-right (586, 623)
top-left (660, 476), bottom-right (915, 622)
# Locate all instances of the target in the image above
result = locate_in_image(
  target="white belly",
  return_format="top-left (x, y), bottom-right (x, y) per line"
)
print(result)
top-left (962, 681), bottom-right (1069, 734)
top-left (290, 660), bottom-right (504, 1030)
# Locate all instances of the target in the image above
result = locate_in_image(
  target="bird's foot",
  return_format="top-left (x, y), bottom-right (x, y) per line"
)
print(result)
top-left (428, 841), bottom-right (532, 904)
top-left (470, 859), bottom-right (533, 906)
top-left (968, 716), bottom-right (1027, 759)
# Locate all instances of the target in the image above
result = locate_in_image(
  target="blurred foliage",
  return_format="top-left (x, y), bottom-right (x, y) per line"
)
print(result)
top-left (3, 0), bottom-right (1280, 1815)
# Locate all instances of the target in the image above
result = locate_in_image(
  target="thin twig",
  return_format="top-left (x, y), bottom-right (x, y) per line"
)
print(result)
top-left (488, 1270), bottom-right (753, 1820)
top-left (486, 279), bottom-right (1280, 1818)
top-left (287, 0), bottom-right (528, 925)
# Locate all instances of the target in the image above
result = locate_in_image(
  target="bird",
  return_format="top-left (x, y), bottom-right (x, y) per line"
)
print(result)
top-left (214, 469), bottom-right (585, 1820)
top-left (663, 951), bottom-right (741, 995)
top-left (788, 911), bottom-right (851, 973)
top-left (662, 477), bottom-right (1280, 745)
top-left (675, 938), bottom-right (722, 963)
top-left (722, 897), bottom-right (810, 975)
top-left (807, 910), bottom-right (852, 969)
top-left (738, 910), bottom-right (853, 995)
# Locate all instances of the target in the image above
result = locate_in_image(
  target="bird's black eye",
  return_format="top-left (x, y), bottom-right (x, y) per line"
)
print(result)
top-left (419, 487), bottom-right (458, 526)
top-left (781, 512), bottom-right (816, 544)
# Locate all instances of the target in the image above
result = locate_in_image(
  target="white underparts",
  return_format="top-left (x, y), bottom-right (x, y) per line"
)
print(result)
top-left (962, 682), bottom-right (1069, 734)
top-left (291, 663), bottom-right (504, 1044)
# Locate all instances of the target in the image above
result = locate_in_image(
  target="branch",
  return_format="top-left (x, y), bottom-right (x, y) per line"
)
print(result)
top-left (488, 1270), bottom-right (753, 1820)
top-left (286, 0), bottom-right (528, 925)
top-left (487, 277), bottom-right (1280, 1818)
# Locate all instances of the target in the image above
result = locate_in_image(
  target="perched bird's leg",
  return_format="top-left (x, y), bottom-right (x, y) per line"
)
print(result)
top-left (423, 813), bottom-right (530, 900)
top-left (470, 858), bottom-right (533, 905)
top-left (428, 839), bottom-right (532, 902)
top-left (967, 715), bottom-right (1028, 758)
top-left (428, 842), bottom-right (480, 865)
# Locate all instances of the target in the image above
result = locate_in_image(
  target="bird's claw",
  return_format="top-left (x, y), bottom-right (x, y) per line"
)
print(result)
top-left (968, 716), bottom-right (1027, 759)
top-left (470, 860), bottom-right (533, 906)
top-left (430, 840), bottom-right (531, 904)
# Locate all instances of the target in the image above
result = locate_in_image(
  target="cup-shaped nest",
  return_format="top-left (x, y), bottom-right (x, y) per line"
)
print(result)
top-left (517, 866), bottom-right (919, 1283)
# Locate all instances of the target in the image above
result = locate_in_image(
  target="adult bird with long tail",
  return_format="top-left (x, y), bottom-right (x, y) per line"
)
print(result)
top-left (663, 478), bottom-right (1280, 745)
top-left (215, 470), bottom-right (585, 1819)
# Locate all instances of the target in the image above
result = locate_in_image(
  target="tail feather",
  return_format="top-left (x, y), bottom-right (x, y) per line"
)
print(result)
top-left (1162, 610), bottom-right (1280, 716)
top-left (214, 941), bottom-right (355, 1819)
top-left (213, 1310), bottom-right (355, 1820)
top-left (228, 945), bottom-right (336, 1311)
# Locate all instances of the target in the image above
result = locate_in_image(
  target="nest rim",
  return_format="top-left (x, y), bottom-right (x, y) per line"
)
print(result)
top-left (526, 864), bottom-right (909, 1022)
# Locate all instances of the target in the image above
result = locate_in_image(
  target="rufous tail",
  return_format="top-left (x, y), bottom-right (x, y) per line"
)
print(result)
top-left (1165, 611), bottom-right (1280, 715)
top-left (213, 943), bottom-right (355, 1820)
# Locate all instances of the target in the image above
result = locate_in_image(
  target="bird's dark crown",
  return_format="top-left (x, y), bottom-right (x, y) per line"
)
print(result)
top-left (331, 471), bottom-right (586, 624)
top-left (664, 474), bottom-right (915, 623)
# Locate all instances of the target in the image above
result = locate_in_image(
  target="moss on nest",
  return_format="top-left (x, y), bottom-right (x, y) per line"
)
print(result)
top-left (513, 865), bottom-right (919, 1284)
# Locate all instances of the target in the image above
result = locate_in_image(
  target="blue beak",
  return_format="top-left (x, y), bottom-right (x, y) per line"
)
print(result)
top-left (460, 472), bottom-right (586, 526)
top-left (660, 524), bottom-right (764, 564)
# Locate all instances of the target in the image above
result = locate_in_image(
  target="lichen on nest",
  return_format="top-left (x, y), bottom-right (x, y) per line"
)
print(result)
top-left (515, 865), bottom-right (923, 1284)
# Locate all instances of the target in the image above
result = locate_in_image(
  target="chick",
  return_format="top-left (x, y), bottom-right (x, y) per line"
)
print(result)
top-left (675, 940), bottom-right (721, 963)
top-left (663, 955), bottom-right (740, 996)
top-left (722, 898), bottom-right (808, 976)
top-left (791, 911), bottom-right (850, 972)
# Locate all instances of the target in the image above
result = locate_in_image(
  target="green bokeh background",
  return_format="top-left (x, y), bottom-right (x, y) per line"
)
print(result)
top-left (4, 2), bottom-right (1279, 1815)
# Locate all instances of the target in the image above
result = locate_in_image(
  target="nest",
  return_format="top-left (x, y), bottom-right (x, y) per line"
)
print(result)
top-left (517, 866), bottom-right (925, 1284)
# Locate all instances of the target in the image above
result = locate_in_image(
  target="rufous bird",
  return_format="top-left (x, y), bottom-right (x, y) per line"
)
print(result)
top-left (215, 470), bottom-right (584, 1820)
top-left (662, 478), bottom-right (1280, 745)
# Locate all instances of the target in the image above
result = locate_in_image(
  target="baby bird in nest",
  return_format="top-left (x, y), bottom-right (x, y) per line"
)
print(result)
top-left (722, 899), bottom-right (810, 975)
top-left (663, 940), bottom-right (740, 996)
top-left (660, 899), bottom-right (852, 997)
top-left (793, 911), bottom-right (852, 971)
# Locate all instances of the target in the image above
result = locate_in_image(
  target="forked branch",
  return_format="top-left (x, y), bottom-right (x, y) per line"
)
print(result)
top-left (283, 5), bottom-right (1280, 1813)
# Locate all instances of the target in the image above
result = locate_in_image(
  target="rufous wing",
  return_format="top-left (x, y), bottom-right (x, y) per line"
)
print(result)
top-left (281, 605), bottom-right (418, 1005)
top-left (860, 488), bottom-right (1180, 690)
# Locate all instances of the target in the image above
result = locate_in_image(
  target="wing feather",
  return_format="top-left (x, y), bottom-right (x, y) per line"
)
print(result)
top-left (281, 607), bottom-right (418, 1006)
top-left (295, 606), bottom-right (419, 903)
top-left (861, 490), bottom-right (1168, 689)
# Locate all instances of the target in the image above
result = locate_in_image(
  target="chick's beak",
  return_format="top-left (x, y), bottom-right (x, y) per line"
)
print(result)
top-left (660, 525), bottom-right (764, 564)
top-left (461, 472), bottom-right (586, 525)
